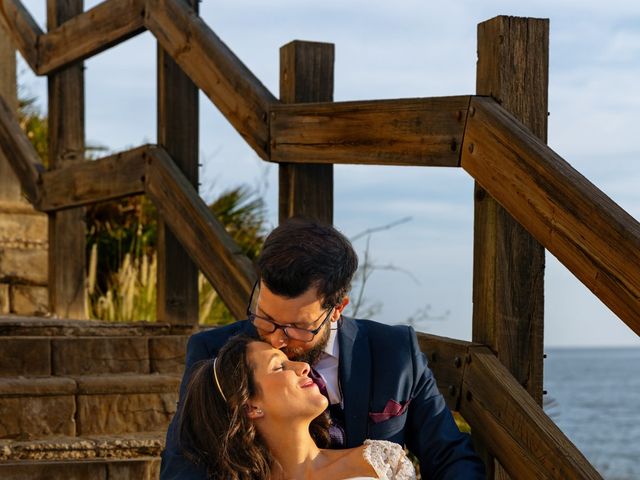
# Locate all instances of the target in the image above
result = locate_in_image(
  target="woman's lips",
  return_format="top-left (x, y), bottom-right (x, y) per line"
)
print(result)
top-left (300, 379), bottom-right (316, 389)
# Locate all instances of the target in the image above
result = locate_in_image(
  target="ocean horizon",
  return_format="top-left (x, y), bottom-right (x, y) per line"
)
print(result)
top-left (544, 346), bottom-right (640, 479)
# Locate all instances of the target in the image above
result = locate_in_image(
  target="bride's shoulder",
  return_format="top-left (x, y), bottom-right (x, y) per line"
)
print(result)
top-left (361, 440), bottom-right (417, 480)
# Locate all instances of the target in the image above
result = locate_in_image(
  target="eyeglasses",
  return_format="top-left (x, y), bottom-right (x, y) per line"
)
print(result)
top-left (246, 282), bottom-right (334, 342)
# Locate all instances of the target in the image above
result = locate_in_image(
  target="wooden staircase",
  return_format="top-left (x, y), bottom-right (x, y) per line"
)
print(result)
top-left (1, 0), bottom-right (639, 478)
top-left (0, 316), bottom-right (189, 478)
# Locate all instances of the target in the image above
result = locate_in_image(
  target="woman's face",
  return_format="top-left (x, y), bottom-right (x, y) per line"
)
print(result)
top-left (247, 341), bottom-right (328, 421)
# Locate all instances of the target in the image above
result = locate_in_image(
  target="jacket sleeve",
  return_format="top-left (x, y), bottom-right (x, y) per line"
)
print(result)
top-left (160, 333), bottom-right (211, 480)
top-left (403, 327), bottom-right (486, 480)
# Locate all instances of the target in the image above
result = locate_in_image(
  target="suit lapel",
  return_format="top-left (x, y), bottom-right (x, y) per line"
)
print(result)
top-left (338, 317), bottom-right (371, 447)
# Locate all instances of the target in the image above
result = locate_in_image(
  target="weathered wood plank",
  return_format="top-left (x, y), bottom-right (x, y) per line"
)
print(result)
top-left (416, 332), bottom-right (473, 412)
top-left (0, 86), bottom-right (42, 204)
top-left (38, 146), bottom-right (149, 211)
top-left (0, 16), bottom-right (22, 202)
top-left (38, 0), bottom-right (145, 74)
top-left (460, 347), bottom-right (602, 479)
top-left (145, 147), bottom-right (257, 320)
top-left (472, 16), bottom-right (547, 407)
top-left (462, 95), bottom-right (640, 338)
top-left (278, 40), bottom-right (334, 224)
top-left (270, 96), bottom-right (469, 166)
top-left (47, 0), bottom-right (85, 319)
top-left (0, 0), bottom-right (41, 71)
top-left (156, 3), bottom-right (199, 326)
top-left (145, 0), bottom-right (276, 160)
top-left (472, 17), bottom-right (549, 478)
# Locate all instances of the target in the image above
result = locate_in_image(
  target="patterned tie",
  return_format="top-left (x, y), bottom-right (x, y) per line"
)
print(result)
top-left (309, 367), bottom-right (345, 447)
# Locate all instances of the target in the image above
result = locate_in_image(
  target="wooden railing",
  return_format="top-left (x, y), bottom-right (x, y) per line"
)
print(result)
top-left (2, 1), bottom-right (636, 478)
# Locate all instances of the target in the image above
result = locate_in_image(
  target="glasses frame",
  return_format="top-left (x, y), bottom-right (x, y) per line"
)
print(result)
top-left (246, 281), bottom-right (334, 342)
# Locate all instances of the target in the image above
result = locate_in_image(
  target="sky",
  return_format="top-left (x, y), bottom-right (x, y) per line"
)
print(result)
top-left (12, 0), bottom-right (640, 347)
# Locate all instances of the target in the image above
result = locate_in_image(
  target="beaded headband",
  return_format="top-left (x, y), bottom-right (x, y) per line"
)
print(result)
top-left (212, 357), bottom-right (227, 402)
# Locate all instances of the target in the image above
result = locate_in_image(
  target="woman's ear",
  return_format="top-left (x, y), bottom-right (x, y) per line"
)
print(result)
top-left (245, 403), bottom-right (264, 419)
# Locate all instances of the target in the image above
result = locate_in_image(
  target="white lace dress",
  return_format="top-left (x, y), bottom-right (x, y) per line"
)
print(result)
top-left (347, 439), bottom-right (417, 480)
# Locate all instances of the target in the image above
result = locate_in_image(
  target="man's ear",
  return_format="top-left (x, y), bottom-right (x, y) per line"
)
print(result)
top-left (332, 296), bottom-right (350, 321)
top-left (245, 404), bottom-right (264, 419)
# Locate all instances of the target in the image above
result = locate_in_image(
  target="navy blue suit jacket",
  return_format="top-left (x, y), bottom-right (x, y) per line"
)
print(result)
top-left (161, 318), bottom-right (485, 479)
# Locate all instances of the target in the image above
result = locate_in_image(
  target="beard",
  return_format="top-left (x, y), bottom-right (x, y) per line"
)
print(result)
top-left (282, 321), bottom-right (331, 366)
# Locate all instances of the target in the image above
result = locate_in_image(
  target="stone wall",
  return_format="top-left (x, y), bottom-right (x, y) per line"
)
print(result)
top-left (0, 204), bottom-right (49, 316)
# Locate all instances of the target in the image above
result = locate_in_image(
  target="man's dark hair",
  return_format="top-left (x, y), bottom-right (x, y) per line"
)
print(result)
top-left (257, 217), bottom-right (358, 308)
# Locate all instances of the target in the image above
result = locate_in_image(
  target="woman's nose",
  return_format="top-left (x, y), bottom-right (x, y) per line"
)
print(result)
top-left (295, 361), bottom-right (310, 376)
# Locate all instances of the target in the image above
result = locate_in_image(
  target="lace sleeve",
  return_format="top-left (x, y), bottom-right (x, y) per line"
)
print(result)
top-left (362, 440), bottom-right (417, 480)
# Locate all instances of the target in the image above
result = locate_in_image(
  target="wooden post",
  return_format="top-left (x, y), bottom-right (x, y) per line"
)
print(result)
top-left (156, 0), bottom-right (199, 325)
top-left (471, 16), bottom-right (548, 477)
top-left (47, 0), bottom-right (86, 318)
top-left (278, 41), bottom-right (334, 224)
top-left (0, 17), bottom-right (21, 202)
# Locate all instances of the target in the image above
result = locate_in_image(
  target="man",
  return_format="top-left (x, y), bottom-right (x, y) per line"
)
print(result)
top-left (161, 218), bottom-right (485, 479)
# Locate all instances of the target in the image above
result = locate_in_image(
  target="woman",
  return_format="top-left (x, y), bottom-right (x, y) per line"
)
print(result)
top-left (177, 335), bottom-right (416, 480)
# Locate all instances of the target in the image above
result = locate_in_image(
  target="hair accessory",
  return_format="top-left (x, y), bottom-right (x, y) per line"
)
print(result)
top-left (212, 357), bottom-right (227, 402)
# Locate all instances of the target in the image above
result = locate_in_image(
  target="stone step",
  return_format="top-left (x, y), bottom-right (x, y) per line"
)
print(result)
top-left (0, 315), bottom-right (193, 337)
top-left (0, 432), bottom-right (164, 479)
top-left (0, 457), bottom-right (160, 480)
top-left (0, 432), bottom-right (164, 462)
top-left (0, 374), bottom-right (180, 439)
top-left (0, 334), bottom-right (189, 377)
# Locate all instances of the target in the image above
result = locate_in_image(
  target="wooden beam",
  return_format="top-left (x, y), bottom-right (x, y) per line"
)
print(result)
top-left (156, 2), bottom-right (199, 326)
top-left (462, 95), bottom-right (640, 338)
top-left (415, 332), bottom-right (473, 412)
top-left (270, 96), bottom-right (469, 166)
top-left (278, 40), bottom-right (334, 224)
top-left (0, 0), bottom-right (41, 71)
top-left (459, 347), bottom-right (602, 479)
top-left (47, 0), bottom-right (86, 319)
top-left (471, 16), bottom-right (547, 411)
top-left (38, 146), bottom-right (149, 211)
top-left (145, 0), bottom-right (276, 160)
top-left (145, 147), bottom-right (257, 320)
top-left (0, 15), bottom-right (22, 202)
top-left (0, 89), bottom-right (42, 204)
top-left (38, 0), bottom-right (146, 74)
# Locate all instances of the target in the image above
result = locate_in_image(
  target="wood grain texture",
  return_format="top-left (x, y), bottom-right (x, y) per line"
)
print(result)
top-left (463, 95), bottom-right (640, 338)
top-left (416, 332), bottom-right (473, 412)
top-left (0, 16), bottom-right (22, 202)
top-left (38, 0), bottom-right (145, 74)
top-left (270, 96), bottom-right (469, 166)
top-left (145, 0), bottom-right (276, 160)
top-left (278, 40), bottom-right (334, 224)
top-left (460, 347), bottom-right (602, 479)
top-left (145, 148), bottom-right (257, 320)
top-left (472, 16), bottom-right (547, 409)
top-left (156, 9), bottom-right (199, 326)
top-left (0, 85), bottom-right (42, 204)
top-left (0, 0), bottom-right (41, 71)
top-left (47, 0), bottom-right (86, 319)
top-left (38, 146), bottom-right (148, 211)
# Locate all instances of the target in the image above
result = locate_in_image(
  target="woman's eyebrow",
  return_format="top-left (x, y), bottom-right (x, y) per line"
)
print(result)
top-left (267, 352), bottom-right (284, 367)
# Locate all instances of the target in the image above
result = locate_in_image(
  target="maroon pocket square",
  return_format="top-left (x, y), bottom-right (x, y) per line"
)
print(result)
top-left (368, 398), bottom-right (411, 424)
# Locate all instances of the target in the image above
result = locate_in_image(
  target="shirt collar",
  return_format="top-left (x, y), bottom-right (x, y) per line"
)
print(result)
top-left (323, 321), bottom-right (340, 359)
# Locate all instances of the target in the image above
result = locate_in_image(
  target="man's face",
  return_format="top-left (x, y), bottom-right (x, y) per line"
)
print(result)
top-left (252, 281), bottom-right (343, 365)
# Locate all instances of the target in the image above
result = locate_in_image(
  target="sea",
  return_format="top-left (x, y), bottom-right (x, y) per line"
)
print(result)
top-left (544, 347), bottom-right (640, 480)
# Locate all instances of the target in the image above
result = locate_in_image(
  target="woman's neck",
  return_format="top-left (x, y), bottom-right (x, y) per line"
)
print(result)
top-left (258, 419), bottom-right (323, 479)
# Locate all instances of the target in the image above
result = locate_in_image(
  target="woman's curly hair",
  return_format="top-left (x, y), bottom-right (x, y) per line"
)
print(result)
top-left (177, 335), bottom-right (330, 479)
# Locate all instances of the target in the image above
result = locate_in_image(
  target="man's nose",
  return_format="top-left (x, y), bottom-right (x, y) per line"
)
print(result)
top-left (267, 328), bottom-right (288, 348)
